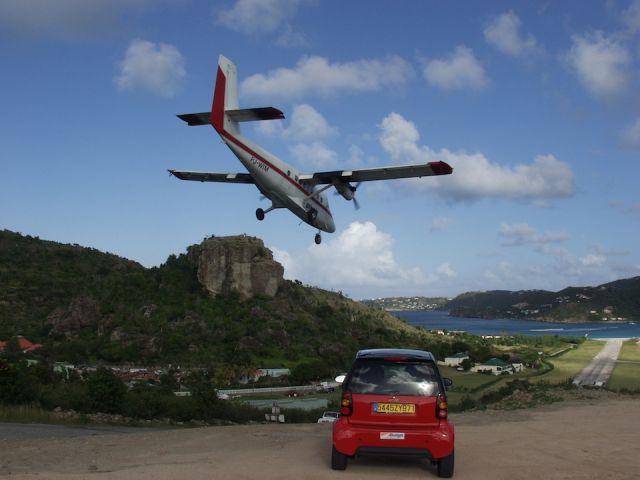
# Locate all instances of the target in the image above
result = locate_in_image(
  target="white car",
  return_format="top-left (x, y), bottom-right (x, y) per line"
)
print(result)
top-left (317, 411), bottom-right (340, 423)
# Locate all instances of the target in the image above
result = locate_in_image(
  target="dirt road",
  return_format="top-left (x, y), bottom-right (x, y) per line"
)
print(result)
top-left (1, 398), bottom-right (638, 480)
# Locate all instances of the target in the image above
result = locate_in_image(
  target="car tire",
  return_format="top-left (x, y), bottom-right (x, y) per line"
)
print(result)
top-left (437, 450), bottom-right (454, 478)
top-left (331, 446), bottom-right (348, 470)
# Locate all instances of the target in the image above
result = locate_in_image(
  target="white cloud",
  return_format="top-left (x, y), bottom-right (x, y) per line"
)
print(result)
top-left (379, 113), bottom-right (575, 203)
top-left (115, 39), bottom-right (185, 97)
top-left (423, 46), bottom-right (488, 91)
top-left (289, 142), bottom-right (337, 168)
top-left (579, 254), bottom-right (606, 267)
top-left (430, 217), bottom-right (450, 232)
top-left (566, 31), bottom-right (630, 97)
top-left (216, 0), bottom-right (307, 34)
top-left (436, 262), bottom-right (457, 279)
top-left (622, 0), bottom-right (640, 34)
top-left (498, 223), bottom-right (570, 246)
top-left (621, 118), bottom-right (640, 149)
top-left (241, 55), bottom-right (414, 100)
top-left (283, 104), bottom-right (336, 141)
top-left (272, 222), bottom-right (459, 298)
top-left (256, 104), bottom-right (335, 140)
top-left (275, 24), bottom-right (308, 48)
top-left (484, 11), bottom-right (538, 57)
top-left (347, 144), bottom-right (365, 166)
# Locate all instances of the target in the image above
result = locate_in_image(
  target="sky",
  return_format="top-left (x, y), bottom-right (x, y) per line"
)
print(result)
top-left (2, 0), bottom-right (640, 300)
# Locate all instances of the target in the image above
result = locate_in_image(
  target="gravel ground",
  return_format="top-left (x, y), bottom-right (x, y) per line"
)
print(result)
top-left (1, 397), bottom-right (638, 479)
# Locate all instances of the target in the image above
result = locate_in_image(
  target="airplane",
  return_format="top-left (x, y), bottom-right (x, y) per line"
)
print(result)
top-left (169, 55), bottom-right (453, 245)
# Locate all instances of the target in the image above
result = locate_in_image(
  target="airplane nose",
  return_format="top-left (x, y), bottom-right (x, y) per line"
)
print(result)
top-left (326, 216), bottom-right (336, 233)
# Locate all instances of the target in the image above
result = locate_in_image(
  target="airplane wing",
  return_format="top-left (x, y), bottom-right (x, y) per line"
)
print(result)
top-left (168, 169), bottom-right (255, 184)
top-left (298, 161), bottom-right (452, 186)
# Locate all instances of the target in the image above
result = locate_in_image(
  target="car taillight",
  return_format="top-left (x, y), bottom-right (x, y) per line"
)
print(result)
top-left (340, 391), bottom-right (353, 416)
top-left (436, 393), bottom-right (448, 419)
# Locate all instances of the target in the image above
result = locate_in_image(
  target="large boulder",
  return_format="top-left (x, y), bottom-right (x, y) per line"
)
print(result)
top-left (189, 235), bottom-right (284, 299)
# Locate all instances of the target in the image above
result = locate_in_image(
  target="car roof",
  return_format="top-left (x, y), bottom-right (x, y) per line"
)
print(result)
top-left (355, 348), bottom-right (435, 362)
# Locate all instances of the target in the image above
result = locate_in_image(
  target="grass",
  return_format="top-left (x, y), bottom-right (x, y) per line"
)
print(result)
top-left (608, 339), bottom-right (640, 392)
top-left (532, 340), bottom-right (605, 384)
top-left (617, 338), bottom-right (640, 362)
top-left (0, 404), bottom-right (77, 425)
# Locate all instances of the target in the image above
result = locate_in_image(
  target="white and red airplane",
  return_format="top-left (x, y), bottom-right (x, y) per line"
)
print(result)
top-left (169, 55), bottom-right (452, 245)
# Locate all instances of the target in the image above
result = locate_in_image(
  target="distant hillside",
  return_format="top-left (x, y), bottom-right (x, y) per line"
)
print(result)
top-left (0, 230), bottom-right (428, 371)
top-left (445, 278), bottom-right (640, 322)
top-left (361, 296), bottom-right (449, 311)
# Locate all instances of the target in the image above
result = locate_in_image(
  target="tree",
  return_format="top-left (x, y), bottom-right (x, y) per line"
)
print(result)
top-left (460, 358), bottom-right (473, 371)
top-left (87, 367), bottom-right (126, 413)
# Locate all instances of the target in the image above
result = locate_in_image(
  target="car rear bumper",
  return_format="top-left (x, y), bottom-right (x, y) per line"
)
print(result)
top-left (333, 418), bottom-right (454, 459)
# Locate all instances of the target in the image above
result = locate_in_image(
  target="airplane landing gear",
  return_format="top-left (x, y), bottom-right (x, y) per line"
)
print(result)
top-left (314, 233), bottom-right (322, 245)
top-left (256, 205), bottom-right (276, 221)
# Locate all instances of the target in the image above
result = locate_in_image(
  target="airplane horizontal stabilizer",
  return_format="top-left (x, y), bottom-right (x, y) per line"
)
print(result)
top-left (226, 107), bottom-right (285, 122)
top-left (168, 170), bottom-right (255, 184)
top-left (177, 112), bottom-right (210, 126)
top-left (177, 108), bottom-right (284, 127)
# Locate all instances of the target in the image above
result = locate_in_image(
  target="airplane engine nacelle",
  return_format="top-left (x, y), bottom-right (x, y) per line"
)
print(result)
top-left (334, 182), bottom-right (354, 201)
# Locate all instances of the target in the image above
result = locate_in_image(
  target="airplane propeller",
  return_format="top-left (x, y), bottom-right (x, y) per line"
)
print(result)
top-left (335, 182), bottom-right (362, 210)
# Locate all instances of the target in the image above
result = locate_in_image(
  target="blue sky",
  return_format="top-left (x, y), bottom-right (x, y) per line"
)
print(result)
top-left (2, 0), bottom-right (639, 299)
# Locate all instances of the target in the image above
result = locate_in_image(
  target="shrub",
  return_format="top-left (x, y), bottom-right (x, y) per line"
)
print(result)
top-left (87, 368), bottom-right (126, 413)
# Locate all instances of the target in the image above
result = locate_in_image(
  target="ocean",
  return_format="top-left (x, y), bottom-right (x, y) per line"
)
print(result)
top-left (392, 310), bottom-right (640, 339)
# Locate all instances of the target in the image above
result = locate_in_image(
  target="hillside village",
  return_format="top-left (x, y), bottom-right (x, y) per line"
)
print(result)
top-left (361, 296), bottom-right (450, 311)
top-left (366, 278), bottom-right (640, 322)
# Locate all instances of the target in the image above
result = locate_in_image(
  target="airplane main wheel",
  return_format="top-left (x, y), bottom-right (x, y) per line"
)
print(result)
top-left (307, 208), bottom-right (317, 222)
top-left (315, 233), bottom-right (322, 245)
top-left (256, 208), bottom-right (265, 221)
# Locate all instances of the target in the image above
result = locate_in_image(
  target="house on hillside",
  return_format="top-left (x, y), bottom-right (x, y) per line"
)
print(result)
top-left (240, 368), bottom-right (291, 384)
top-left (443, 352), bottom-right (469, 367)
top-left (471, 358), bottom-right (513, 375)
top-left (0, 336), bottom-right (43, 353)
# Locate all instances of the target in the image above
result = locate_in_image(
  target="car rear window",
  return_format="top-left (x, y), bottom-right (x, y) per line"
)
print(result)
top-left (345, 359), bottom-right (442, 396)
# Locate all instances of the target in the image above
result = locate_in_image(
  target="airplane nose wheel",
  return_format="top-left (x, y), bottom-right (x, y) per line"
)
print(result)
top-left (256, 208), bottom-right (265, 221)
top-left (314, 232), bottom-right (322, 245)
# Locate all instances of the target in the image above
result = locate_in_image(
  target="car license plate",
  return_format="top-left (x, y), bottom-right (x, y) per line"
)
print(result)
top-left (380, 432), bottom-right (405, 440)
top-left (373, 403), bottom-right (415, 414)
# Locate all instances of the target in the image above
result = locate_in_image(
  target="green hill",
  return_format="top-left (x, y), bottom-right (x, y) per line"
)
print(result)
top-left (445, 279), bottom-right (640, 322)
top-left (0, 230), bottom-right (426, 372)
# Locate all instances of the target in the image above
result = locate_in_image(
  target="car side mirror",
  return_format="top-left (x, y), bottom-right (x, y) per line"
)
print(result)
top-left (443, 377), bottom-right (453, 388)
top-left (335, 374), bottom-right (346, 384)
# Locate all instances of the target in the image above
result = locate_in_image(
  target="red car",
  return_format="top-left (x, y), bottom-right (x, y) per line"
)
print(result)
top-left (332, 348), bottom-right (455, 477)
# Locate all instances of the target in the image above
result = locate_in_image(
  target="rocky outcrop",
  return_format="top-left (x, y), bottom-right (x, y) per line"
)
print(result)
top-left (188, 235), bottom-right (284, 299)
top-left (47, 296), bottom-right (102, 337)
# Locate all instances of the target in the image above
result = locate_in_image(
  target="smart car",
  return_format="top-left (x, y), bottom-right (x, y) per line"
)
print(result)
top-left (332, 348), bottom-right (455, 477)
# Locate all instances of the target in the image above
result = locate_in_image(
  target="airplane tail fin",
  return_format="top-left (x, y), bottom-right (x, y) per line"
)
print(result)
top-left (211, 54), bottom-right (240, 136)
top-left (177, 55), bottom-right (284, 133)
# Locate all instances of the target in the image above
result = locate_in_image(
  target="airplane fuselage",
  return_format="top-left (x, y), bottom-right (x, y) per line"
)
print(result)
top-left (220, 130), bottom-right (335, 233)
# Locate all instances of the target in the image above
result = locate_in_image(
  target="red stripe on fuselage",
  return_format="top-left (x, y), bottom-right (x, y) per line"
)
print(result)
top-left (220, 131), bottom-right (332, 216)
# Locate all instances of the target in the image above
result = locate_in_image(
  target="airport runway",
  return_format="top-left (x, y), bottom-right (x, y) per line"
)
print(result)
top-left (572, 339), bottom-right (624, 387)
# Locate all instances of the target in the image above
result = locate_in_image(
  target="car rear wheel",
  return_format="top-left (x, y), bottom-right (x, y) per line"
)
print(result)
top-left (331, 446), bottom-right (348, 470)
top-left (437, 450), bottom-right (454, 478)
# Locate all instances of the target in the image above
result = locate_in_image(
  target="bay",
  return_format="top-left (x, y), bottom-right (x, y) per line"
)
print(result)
top-left (393, 310), bottom-right (640, 339)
